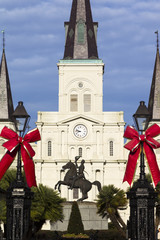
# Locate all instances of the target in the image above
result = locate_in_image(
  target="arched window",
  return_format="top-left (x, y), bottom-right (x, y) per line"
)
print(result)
top-left (84, 94), bottom-right (91, 112)
top-left (77, 20), bottom-right (85, 44)
top-left (109, 141), bottom-right (113, 156)
top-left (60, 170), bottom-right (65, 181)
top-left (70, 147), bottom-right (75, 160)
top-left (86, 147), bottom-right (90, 159)
top-left (70, 94), bottom-right (78, 111)
top-left (79, 147), bottom-right (82, 157)
top-left (73, 189), bottom-right (79, 199)
top-left (96, 169), bottom-right (100, 181)
top-left (48, 141), bottom-right (52, 156)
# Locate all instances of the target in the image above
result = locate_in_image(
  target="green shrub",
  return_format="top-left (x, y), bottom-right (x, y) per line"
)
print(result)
top-left (36, 230), bottom-right (60, 239)
top-left (92, 229), bottom-right (126, 240)
top-left (62, 233), bottom-right (89, 238)
top-left (67, 202), bottom-right (84, 235)
top-left (108, 222), bottom-right (116, 230)
top-left (36, 229), bottom-right (126, 240)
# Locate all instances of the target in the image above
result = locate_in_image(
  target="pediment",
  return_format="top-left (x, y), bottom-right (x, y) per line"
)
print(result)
top-left (57, 114), bottom-right (104, 125)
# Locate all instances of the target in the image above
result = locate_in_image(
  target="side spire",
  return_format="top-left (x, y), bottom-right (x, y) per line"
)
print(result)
top-left (63, 0), bottom-right (98, 59)
top-left (148, 31), bottom-right (160, 120)
top-left (2, 30), bottom-right (5, 50)
top-left (0, 32), bottom-right (14, 121)
top-left (155, 30), bottom-right (159, 50)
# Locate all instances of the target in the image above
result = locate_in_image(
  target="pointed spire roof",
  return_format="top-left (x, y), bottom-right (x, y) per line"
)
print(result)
top-left (63, 0), bottom-right (98, 59)
top-left (0, 48), bottom-right (14, 121)
top-left (148, 32), bottom-right (160, 120)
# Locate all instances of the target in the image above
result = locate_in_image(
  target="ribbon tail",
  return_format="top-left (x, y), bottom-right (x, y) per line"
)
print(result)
top-left (23, 157), bottom-right (37, 188)
top-left (123, 147), bottom-right (140, 185)
top-left (0, 149), bottom-right (17, 180)
top-left (21, 147), bottom-right (37, 187)
top-left (144, 143), bottom-right (160, 186)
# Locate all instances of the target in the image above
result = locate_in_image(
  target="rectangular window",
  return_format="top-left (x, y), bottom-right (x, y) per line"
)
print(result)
top-left (70, 94), bottom-right (78, 111)
top-left (73, 188), bottom-right (79, 199)
top-left (84, 94), bottom-right (91, 112)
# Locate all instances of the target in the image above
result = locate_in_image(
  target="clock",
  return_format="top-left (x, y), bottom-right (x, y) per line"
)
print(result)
top-left (73, 124), bottom-right (88, 138)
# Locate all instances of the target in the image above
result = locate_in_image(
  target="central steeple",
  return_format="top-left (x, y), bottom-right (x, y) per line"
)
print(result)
top-left (63, 0), bottom-right (98, 59)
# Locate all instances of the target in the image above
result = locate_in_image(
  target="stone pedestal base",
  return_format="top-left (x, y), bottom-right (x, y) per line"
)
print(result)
top-left (50, 201), bottom-right (108, 231)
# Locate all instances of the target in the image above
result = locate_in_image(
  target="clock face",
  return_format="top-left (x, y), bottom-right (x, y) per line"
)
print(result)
top-left (73, 124), bottom-right (88, 138)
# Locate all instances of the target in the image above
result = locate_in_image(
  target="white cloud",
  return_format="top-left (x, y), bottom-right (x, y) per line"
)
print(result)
top-left (10, 55), bottom-right (48, 68)
top-left (0, 1), bottom-right (69, 28)
top-left (133, 1), bottom-right (160, 11)
top-left (94, 0), bottom-right (134, 5)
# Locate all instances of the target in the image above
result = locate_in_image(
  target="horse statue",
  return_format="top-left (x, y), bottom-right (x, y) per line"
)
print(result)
top-left (55, 160), bottom-right (101, 201)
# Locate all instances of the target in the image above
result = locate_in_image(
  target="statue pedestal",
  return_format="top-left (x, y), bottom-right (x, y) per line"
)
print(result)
top-left (50, 201), bottom-right (108, 231)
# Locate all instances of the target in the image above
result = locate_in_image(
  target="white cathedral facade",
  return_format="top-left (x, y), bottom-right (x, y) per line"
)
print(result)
top-left (35, 59), bottom-right (127, 201)
top-left (34, 0), bottom-right (128, 202)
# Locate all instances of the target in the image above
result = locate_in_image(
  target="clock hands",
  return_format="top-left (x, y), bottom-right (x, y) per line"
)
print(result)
top-left (76, 129), bottom-right (81, 133)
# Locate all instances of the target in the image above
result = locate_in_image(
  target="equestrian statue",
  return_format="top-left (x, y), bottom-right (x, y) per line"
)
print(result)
top-left (55, 156), bottom-right (101, 201)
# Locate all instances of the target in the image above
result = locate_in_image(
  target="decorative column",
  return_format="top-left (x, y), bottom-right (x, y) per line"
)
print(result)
top-left (6, 179), bottom-right (33, 240)
top-left (127, 177), bottom-right (156, 240)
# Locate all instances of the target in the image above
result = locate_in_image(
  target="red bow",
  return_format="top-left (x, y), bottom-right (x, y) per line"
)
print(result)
top-left (123, 124), bottom-right (160, 186)
top-left (0, 126), bottom-right (41, 187)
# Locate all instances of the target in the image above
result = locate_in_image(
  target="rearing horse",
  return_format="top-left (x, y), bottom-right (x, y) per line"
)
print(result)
top-left (55, 161), bottom-right (101, 201)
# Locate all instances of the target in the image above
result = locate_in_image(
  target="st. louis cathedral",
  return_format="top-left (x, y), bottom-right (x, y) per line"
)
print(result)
top-left (35, 0), bottom-right (127, 203)
top-left (0, 0), bottom-right (160, 231)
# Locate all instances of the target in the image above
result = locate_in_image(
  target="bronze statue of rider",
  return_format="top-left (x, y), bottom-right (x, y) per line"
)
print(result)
top-left (70, 157), bottom-right (86, 190)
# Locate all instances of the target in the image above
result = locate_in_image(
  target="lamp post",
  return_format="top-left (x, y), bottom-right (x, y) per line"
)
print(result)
top-left (127, 101), bottom-right (157, 240)
top-left (6, 101), bottom-right (33, 240)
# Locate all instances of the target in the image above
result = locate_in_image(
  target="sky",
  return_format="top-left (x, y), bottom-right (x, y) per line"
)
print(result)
top-left (0, 0), bottom-right (160, 130)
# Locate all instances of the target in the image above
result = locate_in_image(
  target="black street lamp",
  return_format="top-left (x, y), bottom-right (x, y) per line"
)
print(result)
top-left (12, 101), bottom-right (30, 137)
top-left (133, 101), bottom-right (151, 133)
top-left (6, 101), bottom-right (33, 240)
top-left (133, 101), bottom-right (151, 182)
top-left (127, 101), bottom-right (157, 240)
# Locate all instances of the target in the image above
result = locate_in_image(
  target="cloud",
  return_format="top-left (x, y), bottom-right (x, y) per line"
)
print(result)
top-left (10, 55), bottom-right (48, 68)
top-left (0, 1), bottom-right (69, 20)
top-left (133, 1), bottom-right (160, 11)
top-left (0, 0), bottom-right (160, 129)
top-left (94, 0), bottom-right (134, 5)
